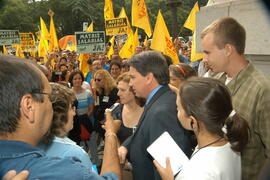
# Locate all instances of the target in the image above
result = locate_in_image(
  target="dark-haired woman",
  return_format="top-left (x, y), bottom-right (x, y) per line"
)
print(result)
top-left (68, 70), bottom-right (94, 145)
top-left (154, 77), bottom-right (249, 180)
top-left (169, 63), bottom-right (197, 90)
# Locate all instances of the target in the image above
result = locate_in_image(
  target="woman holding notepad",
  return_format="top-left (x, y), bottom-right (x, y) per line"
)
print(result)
top-left (154, 77), bottom-right (249, 180)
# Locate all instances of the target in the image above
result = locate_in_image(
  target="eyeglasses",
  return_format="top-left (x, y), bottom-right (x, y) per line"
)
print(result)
top-left (31, 90), bottom-right (54, 103)
top-left (95, 78), bottom-right (102, 82)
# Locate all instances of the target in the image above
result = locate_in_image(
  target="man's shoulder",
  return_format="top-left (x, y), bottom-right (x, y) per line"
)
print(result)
top-left (242, 64), bottom-right (270, 91)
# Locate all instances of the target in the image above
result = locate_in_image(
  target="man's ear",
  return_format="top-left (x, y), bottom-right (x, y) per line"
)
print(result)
top-left (20, 94), bottom-right (35, 123)
top-left (224, 44), bottom-right (233, 57)
top-left (146, 72), bottom-right (154, 84)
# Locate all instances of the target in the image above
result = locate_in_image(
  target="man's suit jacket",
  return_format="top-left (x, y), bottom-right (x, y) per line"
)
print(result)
top-left (123, 85), bottom-right (192, 180)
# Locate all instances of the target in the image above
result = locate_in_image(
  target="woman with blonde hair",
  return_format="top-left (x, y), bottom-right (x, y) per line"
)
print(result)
top-left (93, 69), bottom-right (119, 137)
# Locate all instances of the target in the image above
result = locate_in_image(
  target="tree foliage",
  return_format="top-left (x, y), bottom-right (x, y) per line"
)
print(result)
top-left (0, 0), bottom-right (208, 40)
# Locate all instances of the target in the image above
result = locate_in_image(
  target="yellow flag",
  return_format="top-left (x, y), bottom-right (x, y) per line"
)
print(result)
top-left (119, 29), bottom-right (139, 59)
top-left (14, 45), bottom-right (25, 58)
top-left (190, 29), bottom-right (203, 62)
top-left (132, 0), bottom-right (152, 37)
top-left (39, 17), bottom-right (49, 59)
top-left (38, 38), bottom-right (49, 59)
top-left (104, 0), bottom-right (114, 20)
top-left (151, 10), bottom-right (179, 64)
top-left (30, 50), bottom-right (36, 58)
top-left (143, 36), bottom-right (148, 47)
top-left (78, 53), bottom-right (89, 75)
top-left (118, 7), bottom-right (133, 35)
top-left (86, 22), bottom-right (94, 32)
top-left (133, 28), bottom-right (139, 48)
top-left (183, 2), bottom-right (199, 31)
top-left (66, 43), bottom-right (77, 51)
top-left (49, 15), bottom-right (59, 52)
top-left (183, 2), bottom-right (203, 62)
top-left (40, 17), bottom-right (50, 40)
top-left (107, 36), bottom-right (115, 60)
top-left (3, 45), bottom-right (8, 54)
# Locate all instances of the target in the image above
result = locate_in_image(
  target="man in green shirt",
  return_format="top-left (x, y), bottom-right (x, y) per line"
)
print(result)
top-left (200, 17), bottom-right (270, 180)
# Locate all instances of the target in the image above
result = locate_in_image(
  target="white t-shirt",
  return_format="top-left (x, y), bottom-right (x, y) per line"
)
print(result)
top-left (176, 143), bottom-right (241, 180)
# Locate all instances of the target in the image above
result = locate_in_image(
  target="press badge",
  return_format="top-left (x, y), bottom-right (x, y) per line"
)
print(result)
top-left (95, 96), bottom-right (100, 105)
top-left (102, 96), bottom-right (109, 102)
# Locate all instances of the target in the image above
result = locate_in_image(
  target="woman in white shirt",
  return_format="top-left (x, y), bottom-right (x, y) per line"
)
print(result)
top-left (154, 77), bottom-right (249, 180)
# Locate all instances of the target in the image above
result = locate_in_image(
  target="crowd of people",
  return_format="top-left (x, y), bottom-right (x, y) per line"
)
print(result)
top-left (0, 17), bottom-right (270, 180)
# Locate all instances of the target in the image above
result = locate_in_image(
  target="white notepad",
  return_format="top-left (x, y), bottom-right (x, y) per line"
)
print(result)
top-left (147, 131), bottom-right (189, 175)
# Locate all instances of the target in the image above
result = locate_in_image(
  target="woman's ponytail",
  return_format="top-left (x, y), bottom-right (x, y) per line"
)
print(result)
top-left (226, 113), bottom-right (250, 152)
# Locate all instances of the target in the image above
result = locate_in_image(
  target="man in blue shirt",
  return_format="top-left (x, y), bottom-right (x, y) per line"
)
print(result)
top-left (118, 51), bottom-right (192, 180)
top-left (0, 54), bottom-right (121, 180)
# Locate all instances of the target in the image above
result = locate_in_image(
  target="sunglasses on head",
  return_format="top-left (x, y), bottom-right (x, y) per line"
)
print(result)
top-left (95, 78), bottom-right (102, 82)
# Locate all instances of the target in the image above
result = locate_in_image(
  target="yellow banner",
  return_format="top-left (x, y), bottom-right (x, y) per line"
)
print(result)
top-left (19, 33), bottom-right (36, 51)
top-left (105, 17), bottom-right (128, 35)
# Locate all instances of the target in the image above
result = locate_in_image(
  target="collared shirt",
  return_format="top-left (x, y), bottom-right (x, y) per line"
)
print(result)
top-left (0, 140), bottom-right (118, 180)
top-left (218, 62), bottom-right (270, 180)
top-left (145, 85), bottom-right (163, 105)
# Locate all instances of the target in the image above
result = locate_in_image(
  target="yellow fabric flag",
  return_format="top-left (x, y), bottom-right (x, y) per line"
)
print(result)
top-left (143, 36), bottom-right (148, 47)
top-left (118, 7), bottom-right (133, 35)
top-left (183, 2), bottom-right (199, 31)
top-left (132, 0), bottom-right (152, 37)
top-left (40, 17), bottom-right (50, 40)
top-left (107, 36), bottom-right (115, 60)
top-left (78, 53), bottom-right (90, 75)
top-left (86, 22), bottom-right (94, 32)
top-left (39, 17), bottom-right (49, 60)
top-left (66, 43), bottom-right (77, 51)
top-left (183, 2), bottom-right (203, 62)
top-left (14, 45), bottom-right (25, 58)
top-left (49, 15), bottom-right (59, 52)
top-left (190, 29), bottom-right (203, 62)
top-left (38, 38), bottom-right (49, 59)
top-left (104, 0), bottom-right (114, 20)
top-left (133, 28), bottom-right (139, 48)
top-left (3, 45), bottom-right (8, 54)
top-left (119, 29), bottom-right (139, 59)
top-left (151, 10), bottom-right (179, 64)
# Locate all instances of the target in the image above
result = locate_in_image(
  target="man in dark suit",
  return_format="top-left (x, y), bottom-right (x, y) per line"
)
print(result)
top-left (118, 51), bottom-right (192, 180)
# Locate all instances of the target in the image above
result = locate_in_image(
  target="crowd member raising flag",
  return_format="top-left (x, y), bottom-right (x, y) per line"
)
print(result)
top-left (132, 0), bottom-right (152, 37)
top-left (48, 9), bottom-right (59, 52)
top-left (104, 0), bottom-right (114, 20)
top-left (151, 10), bottom-right (179, 64)
top-left (183, 1), bottom-right (203, 62)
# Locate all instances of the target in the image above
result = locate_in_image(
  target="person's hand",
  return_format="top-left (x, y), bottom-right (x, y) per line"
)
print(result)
top-left (118, 146), bottom-right (128, 165)
top-left (102, 109), bottom-right (121, 134)
top-left (3, 170), bottom-right (29, 180)
top-left (153, 157), bottom-right (174, 180)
